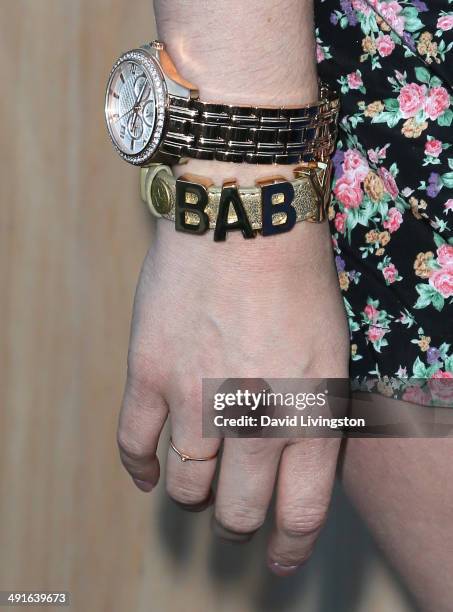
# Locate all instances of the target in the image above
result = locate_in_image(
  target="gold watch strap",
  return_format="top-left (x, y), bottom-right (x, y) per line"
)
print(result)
top-left (161, 82), bottom-right (340, 165)
top-left (140, 162), bottom-right (332, 230)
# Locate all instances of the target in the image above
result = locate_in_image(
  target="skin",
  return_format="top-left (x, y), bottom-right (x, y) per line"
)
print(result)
top-left (119, 0), bottom-right (349, 575)
top-left (341, 401), bottom-right (453, 612)
top-left (117, 0), bottom-right (453, 607)
top-left (119, 217), bottom-right (349, 572)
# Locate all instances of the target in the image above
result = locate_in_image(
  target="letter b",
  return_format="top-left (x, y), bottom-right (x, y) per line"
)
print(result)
top-left (261, 181), bottom-right (296, 236)
top-left (175, 178), bottom-right (209, 234)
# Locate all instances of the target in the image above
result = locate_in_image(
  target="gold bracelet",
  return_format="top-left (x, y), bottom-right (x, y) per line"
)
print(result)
top-left (140, 161), bottom-right (332, 235)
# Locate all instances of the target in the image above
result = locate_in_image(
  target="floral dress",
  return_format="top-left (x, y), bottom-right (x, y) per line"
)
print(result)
top-left (315, 0), bottom-right (453, 404)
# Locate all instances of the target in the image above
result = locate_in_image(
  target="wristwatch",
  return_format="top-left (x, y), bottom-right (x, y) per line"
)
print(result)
top-left (105, 41), bottom-right (340, 167)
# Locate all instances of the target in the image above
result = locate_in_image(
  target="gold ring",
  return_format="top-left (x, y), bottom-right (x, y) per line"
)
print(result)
top-left (170, 438), bottom-right (218, 463)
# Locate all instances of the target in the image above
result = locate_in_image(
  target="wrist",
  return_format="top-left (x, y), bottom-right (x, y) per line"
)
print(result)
top-left (172, 159), bottom-right (301, 184)
top-left (154, 0), bottom-right (318, 180)
top-left (154, 0), bottom-right (317, 106)
top-left (153, 212), bottom-right (335, 273)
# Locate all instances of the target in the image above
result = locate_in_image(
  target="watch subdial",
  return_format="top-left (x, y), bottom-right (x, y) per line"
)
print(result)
top-left (127, 114), bottom-right (144, 140)
top-left (134, 75), bottom-right (150, 101)
top-left (142, 100), bottom-right (156, 128)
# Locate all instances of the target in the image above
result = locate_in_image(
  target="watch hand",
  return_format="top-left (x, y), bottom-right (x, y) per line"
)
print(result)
top-left (132, 81), bottom-right (148, 131)
top-left (113, 107), bottom-right (134, 124)
top-left (136, 79), bottom-right (147, 106)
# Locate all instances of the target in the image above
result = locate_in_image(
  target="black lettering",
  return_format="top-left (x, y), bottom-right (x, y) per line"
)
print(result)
top-left (214, 185), bottom-right (255, 241)
top-left (175, 179), bottom-right (209, 234)
top-left (261, 182), bottom-right (296, 236)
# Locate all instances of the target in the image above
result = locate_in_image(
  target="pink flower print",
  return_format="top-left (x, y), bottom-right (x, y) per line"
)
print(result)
top-left (347, 70), bottom-right (363, 90)
top-left (383, 263), bottom-right (398, 283)
top-left (343, 149), bottom-right (370, 181)
top-left (383, 207), bottom-right (403, 233)
top-left (378, 167), bottom-right (399, 199)
top-left (436, 244), bottom-right (453, 267)
top-left (429, 266), bottom-right (453, 298)
top-left (398, 83), bottom-right (426, 119)
top-left (364, 304), bottom-right (379, 322)
top-left (444, 199), bottom-right (453, 214)
top-left (376, 34), bottom-right (395, 57)
top-left (437, 15), bottom-right (453, 31)
top-left (334, 212), bottom-right (347, 234)
top-left (424, 87), bottom-right (450, 121)
top-left (425, 139), bottom-right (443, 157)
top-left (378, 1), bottom-right (405, 36)
top-left (367, 325), bottom-right (386, 343)
top-left (402, 385), bottom-right (431, 406)
top-left (333, 174), bottom-right (364, 208)
top-left (316, 44), bottom-right (325, 63)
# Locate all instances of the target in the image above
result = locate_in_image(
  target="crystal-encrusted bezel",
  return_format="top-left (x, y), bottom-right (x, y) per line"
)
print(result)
top-left (105, 49), bottom-right (167, 166)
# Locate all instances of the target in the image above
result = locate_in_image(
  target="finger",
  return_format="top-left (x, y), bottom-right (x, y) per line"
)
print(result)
top-left (118, 359), bottom-right (168, 492)
top-left (267, 438), bottom-right (340, 575)
top-left (166, 385), bottom-right (220, 510)
top-left (213, 437), bottom-right (285, 542)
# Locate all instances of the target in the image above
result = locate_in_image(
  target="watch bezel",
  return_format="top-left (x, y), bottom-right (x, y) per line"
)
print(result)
top-left (105, 48), bottom-right (168, 166)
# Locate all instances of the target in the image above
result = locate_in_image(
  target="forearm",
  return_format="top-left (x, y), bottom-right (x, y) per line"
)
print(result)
top-left (151, 0), bottom-right (341, 289)
top-left (154, 0), bottom-right (317, 105)
top-left (153, 0), bottom-right (318, 183)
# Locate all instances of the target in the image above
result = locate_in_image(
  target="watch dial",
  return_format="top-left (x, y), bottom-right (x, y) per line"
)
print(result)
top-left (106, 59), bottom-right (156, 156)
top-left (105, 48), bottom-right (167, 165)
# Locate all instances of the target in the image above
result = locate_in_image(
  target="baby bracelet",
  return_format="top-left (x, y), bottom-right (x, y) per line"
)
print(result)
top-left (140, 161), bottom-right (332, 240)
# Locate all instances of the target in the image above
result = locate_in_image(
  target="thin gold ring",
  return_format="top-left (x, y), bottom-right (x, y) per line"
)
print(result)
top-left (169, 438), bottom-right (218, 463)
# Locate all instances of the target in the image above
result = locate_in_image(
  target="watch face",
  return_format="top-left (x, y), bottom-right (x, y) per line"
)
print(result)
top-left (105, 49), bottom-right (166, 165)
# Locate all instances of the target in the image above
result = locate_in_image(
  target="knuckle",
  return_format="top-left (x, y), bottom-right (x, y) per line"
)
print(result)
top-left (181, 381), bottom-right (202, 410)
top-left (166, 481), bottom-right (207, 505)
top-left (243, 439), bottom-right (279, 459)
top-left (117, 429), bottom-right (147, 462)
top-left (174, 382), bottom-right (203, 423)
top-left (215, 503), bottom-right (265, 534)
top-left (278, 507), bottom-right (327, 538)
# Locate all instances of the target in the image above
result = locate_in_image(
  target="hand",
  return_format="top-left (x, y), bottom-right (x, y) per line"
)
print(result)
top-left (117, 218), bottom-right (349, 574)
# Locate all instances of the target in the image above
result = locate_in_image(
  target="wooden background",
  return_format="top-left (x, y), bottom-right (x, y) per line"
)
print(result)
top-left (0, 2), bottom-right (413, 611)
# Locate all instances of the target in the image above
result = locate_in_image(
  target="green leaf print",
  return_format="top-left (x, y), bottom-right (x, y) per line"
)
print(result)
top-left (414, 66), bottom-right (431, 85)
top-left (432, 292), bottom-right (445, 312)
top-left (441, 171), bottom-right (453, 188)
top-left (445, 356), bottom-right (453, 374)
top-left (438, 109), bottom-right (453, 127)
top-left (413, 357), bottom-right (428, 378)
top-left (401, 7), bottom-right (424, 32)
top-left (414, 283), bottom-right (441, 309)
top-left (434, 233), bottom-right (447, 248)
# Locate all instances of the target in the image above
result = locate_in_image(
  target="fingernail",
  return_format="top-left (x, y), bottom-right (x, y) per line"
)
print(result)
top-left (133, 478), bottom-right (154, 492)
top-left (268, 562), bottom-right (300, 576)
